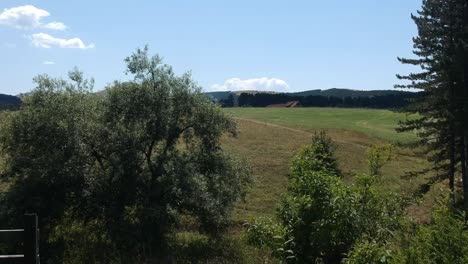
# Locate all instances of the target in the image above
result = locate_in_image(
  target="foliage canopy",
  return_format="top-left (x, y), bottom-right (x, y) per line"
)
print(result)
top-left (0, 47), bottom-right (252, 263)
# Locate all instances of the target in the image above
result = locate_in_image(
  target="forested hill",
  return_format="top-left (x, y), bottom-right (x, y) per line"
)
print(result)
top-left (205, 91), bottom-right (232, 101)
top-left (0, 94), bottom-right (21, 110)
top-left (1, 88), bottom-right (418, 110)
top-left (287, 88), bottom-right (411, 98)
top-left (207, 88), bottom-right (421, 109)
top-left (206, 88), bottom-right (413, 101)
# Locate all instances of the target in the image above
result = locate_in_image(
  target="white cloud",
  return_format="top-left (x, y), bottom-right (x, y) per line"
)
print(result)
top-left (1, 6), bottom-right (89, 50)
top-left (43, 61), bottom-right (55, 65)
top-left (0, 5), bottom-right (67, 30)
top-left (44, 22), bottom-right (67, 30)
top-left (210, 77), bottom-right (290, 92)
top-left (0, 5), bottom-right (49, 29)
top-left (31, 33), bottom-right (94, 49)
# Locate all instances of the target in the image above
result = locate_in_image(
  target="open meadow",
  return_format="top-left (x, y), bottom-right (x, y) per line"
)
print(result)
top-left (225, 107), bottom-right (417, 143)
top-left (222, 108), bottom-right (438, 223)
top-left (173, 107), bottom-right (438, 263)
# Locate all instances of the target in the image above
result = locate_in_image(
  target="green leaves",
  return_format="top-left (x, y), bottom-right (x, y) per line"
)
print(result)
top-left (397, 0), bottom-right (467, 193)
top-left (367, 144), bottom-right (394, 177)
top-left (246, 132), bottom-right (403, 264)
top-left (0, 47), bottom-right (252, 263)
top-left (290, 130), bottom-right (340, 177)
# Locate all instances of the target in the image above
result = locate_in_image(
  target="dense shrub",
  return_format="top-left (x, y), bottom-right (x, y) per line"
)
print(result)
top-left (48, 212), bottom-right (118, 264)
top-left (367, 144), bottom-right (394, 177)
top-left (346, 240), bottom-right (395, 264)
top-left (290, 130), bottom-right (340, 176)
top-left (246, 132), bottom-right (403, 264)
top-left (347, 203), bottom-right (468, 264)
top-left (394, 205), bottom-right (468, 264)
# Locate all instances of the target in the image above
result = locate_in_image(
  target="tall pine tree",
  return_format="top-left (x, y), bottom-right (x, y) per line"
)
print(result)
top-left (397, 0), bottom-right (466, 206)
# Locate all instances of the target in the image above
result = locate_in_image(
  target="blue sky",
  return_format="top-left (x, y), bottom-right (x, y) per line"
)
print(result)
top-left (0, 1), bottom-right (421, 95)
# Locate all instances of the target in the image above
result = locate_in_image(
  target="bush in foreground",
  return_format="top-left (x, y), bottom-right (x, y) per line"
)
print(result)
top-left (246, 132), bottom-right (403, 264)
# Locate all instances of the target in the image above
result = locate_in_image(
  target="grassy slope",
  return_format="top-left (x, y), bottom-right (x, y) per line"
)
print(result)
top-left (214, 108), bottom-right (443, 262)
top-left (205, 107), bottom-right (440, 262)
top-left (222, 108), bottom-right (437, 223)
top-left (225, 107), bottom-right (417, 143)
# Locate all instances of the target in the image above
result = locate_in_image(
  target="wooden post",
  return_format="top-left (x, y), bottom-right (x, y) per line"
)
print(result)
top-left (23, 214), bottom-right (39, 264)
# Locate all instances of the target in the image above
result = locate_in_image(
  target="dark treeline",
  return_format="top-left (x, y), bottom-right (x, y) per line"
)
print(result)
top-left (225, 92), bottom-right (422, 109)
top-left (0, 94), bottom-right (21, 110)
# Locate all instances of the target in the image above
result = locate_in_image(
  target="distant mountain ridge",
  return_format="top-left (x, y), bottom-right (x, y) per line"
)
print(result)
top-left (206, 88), bottom-right (414, 102)
top-left (207, 88), bottom-right (421, 109)
top-left (287, 88), bottom-right (412, 98)
top-left (0, 93), bottom-right (21, 110)
top-left (1, 88), bottom-right (416, 111)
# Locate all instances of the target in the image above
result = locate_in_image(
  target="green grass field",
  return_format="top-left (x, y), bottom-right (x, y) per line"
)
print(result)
top-left (212, 107), bottom-right (440, 262)
top-left (225, 107), bottom-right (417, 144)
top-left (221, 108), bottom-right (437, 224)
top-left (216, 108), bottom-right (444, 263)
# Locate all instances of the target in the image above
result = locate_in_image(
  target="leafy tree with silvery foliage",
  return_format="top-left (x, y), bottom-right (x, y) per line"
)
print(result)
top-left (0, 46), bottom-right (252, 262)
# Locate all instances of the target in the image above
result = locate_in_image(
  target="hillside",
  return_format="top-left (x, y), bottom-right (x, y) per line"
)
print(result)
top-left (206, 90), bottom-right (278, 102)
top-left (205, 91), bottom-right (232, 101)
top-left (207, 88), bottom-right (414, 100)
top-left (0, 94), bottom-right (21, 110)
top-left (287, 88), bottom-right (412, 98)
top-left (208, 88), bottom-right (420, 109)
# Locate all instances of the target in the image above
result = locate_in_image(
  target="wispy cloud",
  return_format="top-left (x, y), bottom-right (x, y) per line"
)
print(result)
top-left (44, 22), bottom-right (66, 30)
top-left (0, 5), bottom-right (67, 30)
top-left (42, 60), bottom-right (55, 65)
top-left (210, 77), bottom-right (290, 92)
top-left (31, 33), bottom-right (94, 49)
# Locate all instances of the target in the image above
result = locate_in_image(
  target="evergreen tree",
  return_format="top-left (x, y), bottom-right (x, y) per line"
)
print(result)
top-left (396, 0), bottom-right (465, 203)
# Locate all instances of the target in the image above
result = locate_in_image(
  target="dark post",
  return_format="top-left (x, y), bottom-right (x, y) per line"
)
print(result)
top-left (23, 214), bottom-right (39, 264)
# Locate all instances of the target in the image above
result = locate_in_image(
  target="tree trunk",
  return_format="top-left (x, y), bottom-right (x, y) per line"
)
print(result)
top-left (462, 0), bottom-right (468, 220)
top-left (448, 1), bottom-right (456, 201)
top-left (449, 130), bottom-right (456, 197)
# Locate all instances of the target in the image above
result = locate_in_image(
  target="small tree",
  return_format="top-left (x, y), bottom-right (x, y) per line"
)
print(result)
top-left (246, 132), bottom-right (402, 264)
top-left (367, 144), bottom-right (394, 177)
top-left (290, 130), bottom-right (340, 176)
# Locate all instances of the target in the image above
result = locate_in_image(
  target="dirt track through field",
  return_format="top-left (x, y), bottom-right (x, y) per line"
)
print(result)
top-left (235, 117), bottom-right (367, 149)
top-left (234, 117), bottom-right (426, 163)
